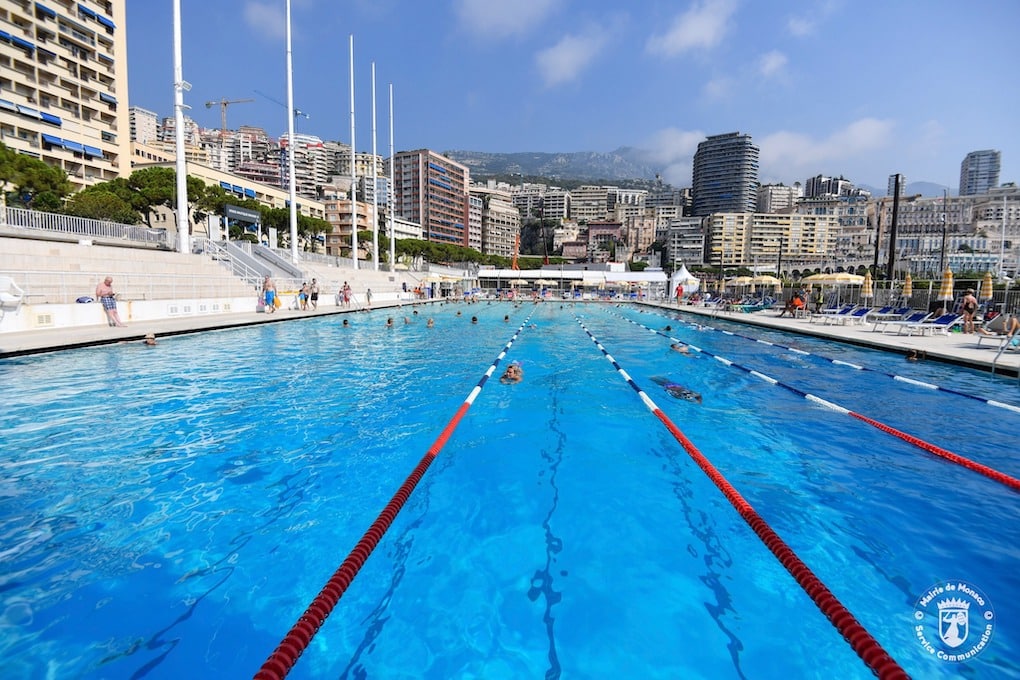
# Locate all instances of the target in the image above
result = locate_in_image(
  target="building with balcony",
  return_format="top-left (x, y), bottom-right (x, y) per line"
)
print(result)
top-left (0, 0), bottom-right (130, 188)
top-left (757, 182), bottom-right (802, 213)
top-left (392, 149), bottom-right (470, 247)
top-left (691, 132), bottom-right (759, 216)
top-left (959, 149), bottom-right (1001, 196)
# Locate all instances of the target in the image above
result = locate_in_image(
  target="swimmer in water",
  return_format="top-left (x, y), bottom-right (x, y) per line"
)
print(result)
top-left (500, 360), bottom-right (523, 384)
top-left (650, 376), bottom-right (701, 403)
top-left (670, 343), bottom-right (689, 354)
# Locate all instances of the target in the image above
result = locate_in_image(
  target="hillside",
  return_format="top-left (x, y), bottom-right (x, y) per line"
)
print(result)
top-left (443, 148), bottom-right (660, 185)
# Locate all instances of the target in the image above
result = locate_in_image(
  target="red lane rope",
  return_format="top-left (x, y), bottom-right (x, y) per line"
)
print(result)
top-left (575, 318), bottom-right (908, 679)
top-left (255, 317), bottom-right (533, 679)
top-left (653, 412), bottom-right (908, 679)
top-left (610, 308), bottom-right (1020, 494)
top-left (850, 412), bottom-right (1020, 492)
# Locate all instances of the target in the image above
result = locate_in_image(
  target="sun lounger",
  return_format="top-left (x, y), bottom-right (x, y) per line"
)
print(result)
top-left (872, 311), bottom-right (930, 333)
top-left (812, 304), bottom-right (855, 323)
top-left (900, 313), bottom-right (962, 336)
top-left (834, 306), bottom-right (874, 326)
top-left (976, 315), bottom-right (1012, 347)
top-left (870, 306), bottom-right (911, 322)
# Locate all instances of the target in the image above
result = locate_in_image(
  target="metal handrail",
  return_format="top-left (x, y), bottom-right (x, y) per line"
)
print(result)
top-left (1, 206), bottom-right (171, 248)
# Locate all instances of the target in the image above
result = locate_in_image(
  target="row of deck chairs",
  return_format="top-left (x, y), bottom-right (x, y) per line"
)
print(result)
top-left (802, 302), bottom-right (962, 335)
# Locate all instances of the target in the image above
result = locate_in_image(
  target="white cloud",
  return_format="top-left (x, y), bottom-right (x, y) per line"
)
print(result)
top-left (244, 1), bottom-right (287, 40)
top-left (787, 1), bottom-right (840, 37)
top-left (702, 76), bottom-right (733, 100)
top-left (758, 50), bottom-right (787, 78)
top-left (454, 0), bottom-right (561, 40)
top-left (637, 128), bottom-right (706, 186)
top-left (646, 0), bottom-right (737, 57)
top-left (787, 17), bottom-right (815, 36)
top-left (757, 118), bottom-right (895, 182)
top-left (536, 27), bottom-right (610, 87)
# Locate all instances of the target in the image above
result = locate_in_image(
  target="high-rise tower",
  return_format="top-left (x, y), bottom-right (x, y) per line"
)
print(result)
top-left (959, 150), bottom-right (1001, 196)
top-left (691, 132), bottom-right (759, 216)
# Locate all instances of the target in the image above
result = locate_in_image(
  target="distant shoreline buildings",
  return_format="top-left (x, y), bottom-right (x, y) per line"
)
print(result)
top-left (0, 1), bottom-right (1016, 277)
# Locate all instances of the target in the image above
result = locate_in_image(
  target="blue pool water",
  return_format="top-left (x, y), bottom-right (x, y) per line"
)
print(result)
top-left (1, 302), bottom-right (1018, 679)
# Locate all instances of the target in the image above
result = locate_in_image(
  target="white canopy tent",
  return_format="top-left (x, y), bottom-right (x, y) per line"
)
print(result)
top-left (670, 265), bottom-right (701, 296)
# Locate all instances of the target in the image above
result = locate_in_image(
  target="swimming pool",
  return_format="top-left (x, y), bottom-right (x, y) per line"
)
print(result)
top-left (1, 302), bottom-right (1017, 678)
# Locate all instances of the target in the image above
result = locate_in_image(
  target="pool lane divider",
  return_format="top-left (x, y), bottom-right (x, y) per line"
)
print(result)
top-left (573, 318), bottom-right (908, 679)
top-left (642, 308), bottom-right (1020, 415)
top-left (603, 310), bottom-right (1020, 494)
top-left (256, 314), bottom-right (535, 680)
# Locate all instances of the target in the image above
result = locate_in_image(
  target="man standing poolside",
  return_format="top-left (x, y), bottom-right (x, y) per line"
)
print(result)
top-left (95, 276), bottom-right (126, 327)
top-left (309, 279), bottom-right (319, 310)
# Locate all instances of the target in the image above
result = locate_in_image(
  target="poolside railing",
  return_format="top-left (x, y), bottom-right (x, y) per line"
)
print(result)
top-left (1, 206), bottom-right (172, 249)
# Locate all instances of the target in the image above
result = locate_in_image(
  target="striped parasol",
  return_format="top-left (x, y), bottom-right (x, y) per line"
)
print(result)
top-left (937, 267), bottom-right (955, 302)
top-left (861, 271), bottom-right (873, 298)
top-left (902, 273), bottom-right (912, 298)
top-left (979, 271), bottom-right (994, 301)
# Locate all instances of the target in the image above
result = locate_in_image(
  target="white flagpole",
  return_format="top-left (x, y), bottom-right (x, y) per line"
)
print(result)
top-left (285, 0), bottom-right (299, 263)
top-left (349, 34), bottom-right (358, 270)
top-left (172, 0), bottom-right (189, 254)
top-left (371, 62), bottom-right (379, 271)
top-left (388, 83), bottom-right (395, 272)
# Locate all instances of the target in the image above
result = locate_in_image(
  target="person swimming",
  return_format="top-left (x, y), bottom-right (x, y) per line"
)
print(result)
top-left (650, 376), bottom-right (701, 403)
top-left (500, 360), bottom-right (523, 384)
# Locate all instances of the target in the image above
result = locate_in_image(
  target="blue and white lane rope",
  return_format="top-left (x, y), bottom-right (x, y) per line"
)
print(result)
top-left (572, 317), bottom-right (907, 679)
top-left (622, 307), bottom-right (1020, 415)
top-left (602, 311), bottom-right (1020, 493)
top-left (257, 314), bottom-right (534, 679)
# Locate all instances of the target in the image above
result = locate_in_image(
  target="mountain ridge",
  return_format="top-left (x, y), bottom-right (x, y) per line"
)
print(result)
top-left (446, 149), bottom-right (953, 197)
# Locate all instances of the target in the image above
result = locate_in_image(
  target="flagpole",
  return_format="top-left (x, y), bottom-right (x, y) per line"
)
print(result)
top-left (285, 0), bottom-right (299, 263)
top-left (388, 83), bottom-right (395, 273)
top-left (349, 34), bottom-right (358, 270)
top-left (172, 0), bottom-right (189, 254)
top-left (371, 62), bottom-right (379, 271)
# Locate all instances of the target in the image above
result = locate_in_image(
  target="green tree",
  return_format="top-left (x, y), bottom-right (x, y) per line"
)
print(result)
top-left (64, 189), bottom-right (139, 224)
top-left (0, 142), bottom-right (74, 209)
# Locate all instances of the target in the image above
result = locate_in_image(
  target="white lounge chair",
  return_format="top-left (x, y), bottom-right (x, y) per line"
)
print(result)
top-left (0, 276), bottom-right (25, 320)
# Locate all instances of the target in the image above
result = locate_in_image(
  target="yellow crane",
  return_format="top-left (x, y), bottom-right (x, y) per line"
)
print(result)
top-left (204, 97), bottom-right (254, 136)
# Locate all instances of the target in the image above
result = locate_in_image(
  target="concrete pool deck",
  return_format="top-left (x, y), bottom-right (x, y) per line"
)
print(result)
top-left (2, 299), bottom-right (1018, 379)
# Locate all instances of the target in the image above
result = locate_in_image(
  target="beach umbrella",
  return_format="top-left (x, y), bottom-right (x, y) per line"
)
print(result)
top-left (902, 273), bottom-right (913, 298)
top-left (979, 271), bottom-right (994, 301)
top-left (751, 275), bottom-right (781, 285)
top-left (861, 271), bottom-right (873, 299)
top-left (937, 267), bottom-right (955, 302)
top-left (801, 272), bottom-right (865, 286)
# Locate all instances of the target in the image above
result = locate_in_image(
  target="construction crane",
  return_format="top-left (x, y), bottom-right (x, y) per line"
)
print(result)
top-left (254, 90), bottom-right (310, 132)
top-left (204, 97), bottom-right (254, 137)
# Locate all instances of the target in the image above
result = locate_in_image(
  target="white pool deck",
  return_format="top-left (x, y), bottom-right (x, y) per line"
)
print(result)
top-left (1, 299), bottom-right (1018, 379)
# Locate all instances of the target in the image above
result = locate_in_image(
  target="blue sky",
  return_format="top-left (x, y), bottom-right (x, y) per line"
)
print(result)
top-left (126, 0), bottom-right (1019, 191)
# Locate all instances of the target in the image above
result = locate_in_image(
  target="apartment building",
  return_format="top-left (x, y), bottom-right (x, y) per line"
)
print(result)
top-left (959, 149), bottom-right (1001, 196)
top-left (392, 149), bottom-right (470, 247)
top-left (757, 183), bottom-right (802, 213)
top-left (571, 185), bottom-right (612, 223)
top-left (1, 0), bottom-right (130, 188)
top-left (471, 184), bottom-right (519, 258)
top-left (128, 104), bottom-right (156, 143)
top-left (704, 212), bottom-right (838, 272)
top-left (691, 132), bottom-right (759, 216)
